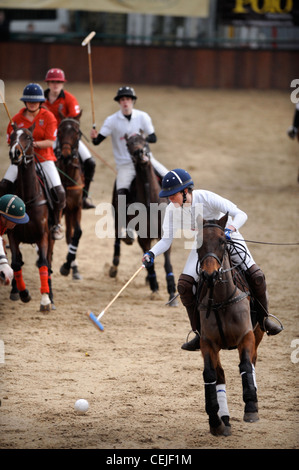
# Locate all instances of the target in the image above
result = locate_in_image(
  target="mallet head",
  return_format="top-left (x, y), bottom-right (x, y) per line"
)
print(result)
top-left (81, 31), bottom-right (96, 46)
top-left (86, 310), bottom-right (104, 331)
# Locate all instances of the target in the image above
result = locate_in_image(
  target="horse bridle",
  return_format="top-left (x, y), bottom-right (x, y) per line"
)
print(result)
top-left (9, 130), bottom-right (35, 166)
top-left (57, 119), bottom-right (82, 159)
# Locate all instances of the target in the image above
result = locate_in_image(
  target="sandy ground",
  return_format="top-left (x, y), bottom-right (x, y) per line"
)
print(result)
top-left (0, 82), bottom-right (298, 451)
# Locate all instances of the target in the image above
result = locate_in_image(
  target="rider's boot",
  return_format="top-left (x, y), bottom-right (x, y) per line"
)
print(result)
top-left (82, 157), bottom-right (96, 209)
top-left (178, 274), bottom-right (201, 351)
top-left (50, 185), bottom-right (66, 241)
top-left (245, 264), bottom-right (283, 336)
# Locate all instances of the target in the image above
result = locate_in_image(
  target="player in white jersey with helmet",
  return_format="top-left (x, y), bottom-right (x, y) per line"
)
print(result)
top-left (142, 169), bottom-right (283, 351)
top-left (90, 86), bottom-right (168, 240)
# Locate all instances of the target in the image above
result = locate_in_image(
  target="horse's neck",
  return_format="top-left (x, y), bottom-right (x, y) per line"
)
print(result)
top-left (135, 163), bottom-right (159, 203)
top-left (214, 252), bottom-right (236, 302)
top-left (16, 160), bottom-right (40, 201)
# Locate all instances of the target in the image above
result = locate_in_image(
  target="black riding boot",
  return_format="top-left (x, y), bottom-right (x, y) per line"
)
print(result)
top-left (178, 274), bottom-right (201, 351)
top-left (245, 264), bottom-right (283, 336)
top-left (50, 185), bottom-right (66, 240)
top-left (82, 157), bottom-right (96, 209)
top-left (0, 179), bottom-right (15, 197)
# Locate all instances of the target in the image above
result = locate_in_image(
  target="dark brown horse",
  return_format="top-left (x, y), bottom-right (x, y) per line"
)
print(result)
top-left (55, 116), bottom-right (84, 280)
top-left (109, 131), bottom-right (177, 305)
top-left (196, 213), bottom-right (264, 436)
top-left (7, 124), bottom-right (55, 311)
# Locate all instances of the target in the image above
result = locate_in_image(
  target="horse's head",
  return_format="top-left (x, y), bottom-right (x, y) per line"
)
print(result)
top-left (197, 212), bottom-right (228, 287)
top-left (57, 117), bottom-right (81, 160)
top-left (125, 130), bottom-right (151, 167)
top-left (9, 123), bottom-right (35, 166)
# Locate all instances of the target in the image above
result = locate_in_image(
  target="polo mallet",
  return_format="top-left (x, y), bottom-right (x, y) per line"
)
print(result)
top-left (0, 88), bottom-right (14, 125)
top-left (81, 31), bottom-right (96, 128)
top-left (86, 265), bottom-right (145, 331)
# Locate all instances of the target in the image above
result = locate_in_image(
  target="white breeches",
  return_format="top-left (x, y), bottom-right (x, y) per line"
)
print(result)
top-left (183, 230), bottom-right (255, 281)
top-left (116, 153), bottom-right (168, 191)
top-left (4, 160), bottom-right (62, 189)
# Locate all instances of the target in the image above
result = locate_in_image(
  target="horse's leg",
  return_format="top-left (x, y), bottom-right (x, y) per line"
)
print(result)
top-left (110, 185), bottom-right (120, 278)
top-left (60, 210), bottom-right (83, 280)
top-left (10, 242), bottom-right (31, 303)
top-left (238, 330), bottom-right (259, 423)
top-left (47, 236), bottom-right (55, 309)
top-left (215, 359), bottom-right (231, 434)
top-left (253, 325), bottom-right (264, 367)
top-left (201, 342), bottom-right (228, 436)
top-left (200, 339), bottom-right (231, 436)
top-left (36, 235), bottom-right (51, 312)
top-left (163, 248), bottom-right (178, 306)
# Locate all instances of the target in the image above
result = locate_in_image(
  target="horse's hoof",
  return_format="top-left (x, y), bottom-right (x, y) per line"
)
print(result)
top-left (10, 292), bottom-right (20, 301)
top-left (244, 411), bottom-right (259, 423)
top-left (60, 263), bottom-right (70, 276)
top-left (20, 289), bottom-right (31, 303)
top-left (40, 303), bottom-right (51, 312)
top-left (210, 419), bottom-right (231, 436)
top-left (72, 267), bottom-right (82, 280)
top-left (109, 266), bottom-right (117, 278)
top-left (150, 290), bottom-right (162, 300)
top-left (51, 303), bottom-right (56, 310)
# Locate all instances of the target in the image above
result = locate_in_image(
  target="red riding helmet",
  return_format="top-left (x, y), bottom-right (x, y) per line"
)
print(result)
top-left (45, 68), bottom-right (67, 82)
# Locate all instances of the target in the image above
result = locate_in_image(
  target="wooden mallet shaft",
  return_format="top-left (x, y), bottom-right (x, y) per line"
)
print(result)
top-left (82, 31), bottom-right (96, 128)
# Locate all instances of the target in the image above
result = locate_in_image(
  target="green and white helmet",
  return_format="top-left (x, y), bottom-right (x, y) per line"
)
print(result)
top-left (0, 194), bottom-right (29, 224)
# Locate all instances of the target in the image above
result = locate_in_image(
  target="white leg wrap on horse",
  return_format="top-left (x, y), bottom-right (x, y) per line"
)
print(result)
top-left (252, 364), bottom-right (257, 390)
top-left (40, 293), bottom-right (51, 306)
top-left (216, 384), bottom-right (230, 417)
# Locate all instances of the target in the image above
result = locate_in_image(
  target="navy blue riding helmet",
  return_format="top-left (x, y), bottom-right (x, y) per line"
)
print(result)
top-left (20, 83), bottom-right (45, 103)
top-left (159, 169), bottom-right (194, 198)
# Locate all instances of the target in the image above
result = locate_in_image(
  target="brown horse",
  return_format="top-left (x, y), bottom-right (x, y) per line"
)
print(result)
top-left (109, 131), bottom-right (177, 305)
top-left (55, 116), bottom-right (84, 280)
top-left (7, 124), bottom-right (55, 311)
top-left (196, 213), bottom-right (264, 436)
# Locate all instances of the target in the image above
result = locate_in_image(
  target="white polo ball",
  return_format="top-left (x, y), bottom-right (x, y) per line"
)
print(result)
top-left (74, 399), bottom-right (89, 413)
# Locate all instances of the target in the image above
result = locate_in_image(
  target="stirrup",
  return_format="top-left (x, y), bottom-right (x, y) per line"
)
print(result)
top-left (263, 314), bottom-right (284, 336)
top-left (181, 330), bottom-right (200, 351)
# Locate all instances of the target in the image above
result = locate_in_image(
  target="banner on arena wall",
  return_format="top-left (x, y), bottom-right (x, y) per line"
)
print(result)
top-left (218, 0), bottom-right (295, 23)
top-left (0, 0), bottom-right (209, 17)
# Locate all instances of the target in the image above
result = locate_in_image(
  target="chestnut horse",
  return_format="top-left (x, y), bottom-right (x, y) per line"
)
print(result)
top-left (196, 213), bottom-right (264, 436)
top-left (55, 116), bottom-right (84, 280)
top-left (7, 124), bottom-right (55, 311)
top-left (109, 132), bottom-right (177, 305)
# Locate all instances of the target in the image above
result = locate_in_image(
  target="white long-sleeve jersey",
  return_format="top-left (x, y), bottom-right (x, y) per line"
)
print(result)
top-left (151, 189), bottom-right (248, 258)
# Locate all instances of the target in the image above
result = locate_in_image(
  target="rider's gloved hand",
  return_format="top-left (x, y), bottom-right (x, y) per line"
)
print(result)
top-left (142, 251), bottom-right (155, 268)
top-left (224, 228), bottom-right (233, 240)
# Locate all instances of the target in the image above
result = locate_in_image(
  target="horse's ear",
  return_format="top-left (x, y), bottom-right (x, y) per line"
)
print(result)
top-left (12, 122), bottom-right (18, 132)
top-left (124, 133), bottom-right (128, 142)
top-left (28, 122), bottom-right (35, 134)
top-left (219, 212), bottom-right (229, 229)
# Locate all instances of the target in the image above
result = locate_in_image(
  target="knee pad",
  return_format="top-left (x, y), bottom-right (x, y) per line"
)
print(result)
top-left (246, 265), bottom-right (266, 297)
top-left (177, 274), bottom-right (196, 307)
top-left (51, 185), bottom-right (66, 210)
top-left (83, 157), bottom-right (96, 178)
